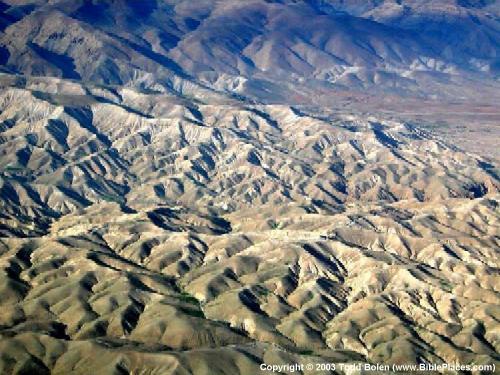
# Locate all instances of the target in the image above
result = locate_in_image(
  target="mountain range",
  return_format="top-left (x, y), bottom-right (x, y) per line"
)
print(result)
top-left (0, 0), bottom-right (499, 102)
top-left (0, 1), bottom-right (499, 374)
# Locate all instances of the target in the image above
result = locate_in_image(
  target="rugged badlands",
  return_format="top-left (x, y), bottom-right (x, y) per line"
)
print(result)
top-left (0, 78), bottom-right (499, 374)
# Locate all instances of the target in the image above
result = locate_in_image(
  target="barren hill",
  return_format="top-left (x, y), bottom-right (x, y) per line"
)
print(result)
top-left (0, 77), bottom-right (498, 374)
top-left (0, 1), bottom-right (499, 374)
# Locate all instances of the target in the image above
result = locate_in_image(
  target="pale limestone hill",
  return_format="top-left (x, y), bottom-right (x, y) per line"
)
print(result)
top-left (0, 77), bottom-right (498, 374)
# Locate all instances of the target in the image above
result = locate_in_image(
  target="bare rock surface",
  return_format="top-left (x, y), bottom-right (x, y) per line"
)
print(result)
top-left (0, 80), bottom-right (498, 374)
top-left (0, 1), bottom-right (499, 373)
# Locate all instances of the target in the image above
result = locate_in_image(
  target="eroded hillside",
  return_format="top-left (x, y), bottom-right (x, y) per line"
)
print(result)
top-left (0, 78), bottom-right (498, 374)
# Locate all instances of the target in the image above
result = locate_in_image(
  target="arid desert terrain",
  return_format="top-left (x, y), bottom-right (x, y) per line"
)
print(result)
top-left (0, 1), bottom-right (499, 374)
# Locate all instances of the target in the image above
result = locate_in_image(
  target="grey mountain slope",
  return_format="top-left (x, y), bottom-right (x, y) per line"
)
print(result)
top-left (0, 1), bottom-right (499, 374)
top-left (0, 0), bottom-right (499, 101)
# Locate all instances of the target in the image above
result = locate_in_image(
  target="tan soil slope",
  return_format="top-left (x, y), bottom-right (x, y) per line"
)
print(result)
top-left (0, 81), bottom-right (499, 374)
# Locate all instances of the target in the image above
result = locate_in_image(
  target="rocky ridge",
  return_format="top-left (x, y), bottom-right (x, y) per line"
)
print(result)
top-left (0, 77), bottom-right (498, 374)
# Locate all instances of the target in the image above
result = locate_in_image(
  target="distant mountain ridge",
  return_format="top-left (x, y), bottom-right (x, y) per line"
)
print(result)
top-left (1, 2), bottom-right (500, 373)
top-left (0, 0), bottom-right (499, 102)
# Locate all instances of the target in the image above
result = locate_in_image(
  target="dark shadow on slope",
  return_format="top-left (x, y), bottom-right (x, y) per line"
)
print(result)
top-left (465, 183), bottom-right (488, 198)
top-left (372, 123), bottom-right (402, 149)
top-left (457, 0), bottom-right (495, 9)
top-left (185, 17), bottom-right (201, 31)
top-left (15, 146), bottom-right (31, 167)
top-left (72, 1), bottom-right (111, 25)
top-left (127, 0), bottom-right (158, 20)
top-left (64, 106), bottom-right (111, 147)
top-left (238, 289), bottom-right (265, 315)
top-left (120, 204), bottom-right (137, 214)
top-left (315, 183), bottom-right (343, 204)
top-left (0, 118), bottom-right (15, 132)
top-left (246, 108), bottom-right (281, 132)
top-left (1, 2), bottom-right (35, 20)
top-left (56, 186), bottom-right (93, 207)
top-left (478, 160), bottom-right (499, 181)
top-left (46, 119), bottom-right (69, 150)
top-left (121, 298), bottom-right (145, 334)
top-left (111, 33), bottom-right (190, 79)
top-left (302, 243), bottom-right (344, 281)
top-left (0, 45), bottom-right (9, 65)
top-left (247, 150), bottom-right (261, 166)
top-left (186, 106), bottom-right (204, 122)
top-left (29, 43), bottom-right (81, 80)
top-left (158, 31), bottom-right (181, 51)
top-left (147, 207), bottom-right (232, 235)
top-left (0, 2), bottom-right (32, 32)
